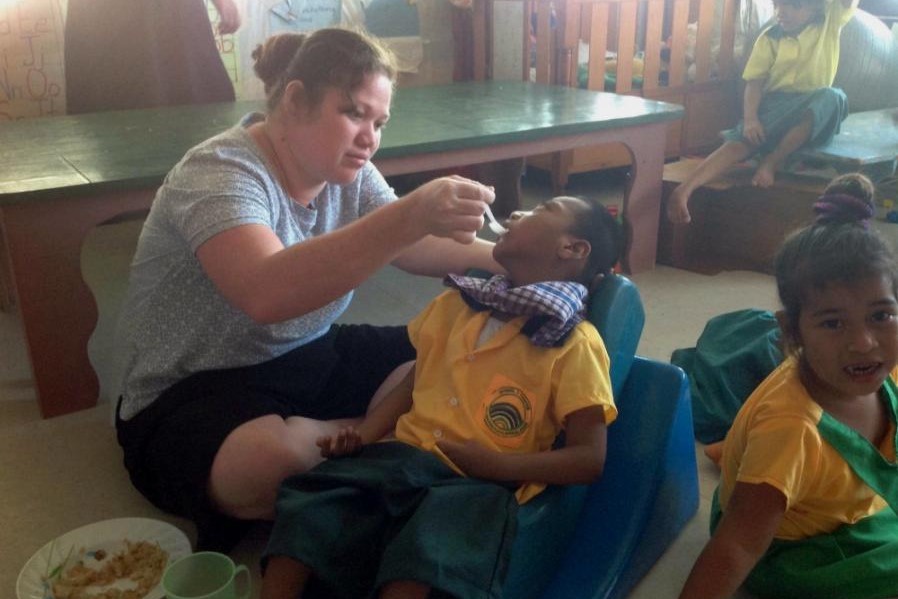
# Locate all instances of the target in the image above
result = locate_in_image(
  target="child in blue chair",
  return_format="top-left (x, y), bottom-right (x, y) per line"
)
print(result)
top-left (667, 0), bottom-right (858, 224)
top-left (679, 173), bottom-right (898, 599)
top-left (260, 196), bottom-right (622, 599)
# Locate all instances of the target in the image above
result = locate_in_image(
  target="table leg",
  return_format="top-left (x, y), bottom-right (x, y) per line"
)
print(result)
top-left (3, 189), bottom-right (155, 418)
top-left (617, 122), bottom-right (667, 274)
top-left (0, 211), bottom-right (15, 311)
top-left (475, 157), bottom-right (524, 217)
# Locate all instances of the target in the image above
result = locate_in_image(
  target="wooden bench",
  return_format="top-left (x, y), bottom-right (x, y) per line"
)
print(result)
top-left (657, 108), bottom-right (898, 274)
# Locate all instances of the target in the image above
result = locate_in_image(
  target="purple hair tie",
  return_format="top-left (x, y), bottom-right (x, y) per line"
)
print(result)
top-left (813, 193), bottom-right (874, 228)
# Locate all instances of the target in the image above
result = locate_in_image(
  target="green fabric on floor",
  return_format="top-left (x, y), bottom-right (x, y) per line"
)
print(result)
top-left (671, 309), bottom-right (784, 443)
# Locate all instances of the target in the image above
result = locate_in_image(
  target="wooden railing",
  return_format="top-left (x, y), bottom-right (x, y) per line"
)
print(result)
top-left (470, 0), bottom-right (745, 185)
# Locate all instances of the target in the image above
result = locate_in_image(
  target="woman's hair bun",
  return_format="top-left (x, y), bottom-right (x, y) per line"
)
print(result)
top-left (813, 173), bottom-right (876, 227)
top-left (252, 33), bottom-right (307, 93)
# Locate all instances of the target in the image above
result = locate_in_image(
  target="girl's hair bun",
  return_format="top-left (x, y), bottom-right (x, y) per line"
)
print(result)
top-left (813, 173), bottom-right (876, 227)
top-left (813, 194), bottom-right (874, 226)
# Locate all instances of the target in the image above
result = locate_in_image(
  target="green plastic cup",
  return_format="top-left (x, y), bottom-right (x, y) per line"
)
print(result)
top-left (162, 551), bottom-right (251, 599)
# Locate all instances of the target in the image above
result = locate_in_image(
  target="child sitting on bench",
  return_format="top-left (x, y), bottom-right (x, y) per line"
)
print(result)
top-left (668, 0), bottom-right (858, 224)
top-left (261, 196), bottom-right (622, 599)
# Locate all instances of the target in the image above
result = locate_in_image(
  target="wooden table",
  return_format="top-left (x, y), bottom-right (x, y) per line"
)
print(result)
top-left (0, 81), bottom-right (682, 418)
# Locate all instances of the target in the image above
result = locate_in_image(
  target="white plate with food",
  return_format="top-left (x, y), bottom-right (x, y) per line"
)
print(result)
top-left (16, 517), bottom-right (191, 599)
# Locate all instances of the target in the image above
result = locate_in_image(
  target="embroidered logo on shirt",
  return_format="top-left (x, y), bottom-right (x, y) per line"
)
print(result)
top-left (483, 386), bottom-right (532, 438)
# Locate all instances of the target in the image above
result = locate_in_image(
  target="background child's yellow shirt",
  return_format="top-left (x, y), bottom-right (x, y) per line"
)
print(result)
top-left (394, 290), bottom-right (617, 503)
top-left (742, 0), bottom-right (858, 92)
top-left (719, 358), bottom-right (897, 540)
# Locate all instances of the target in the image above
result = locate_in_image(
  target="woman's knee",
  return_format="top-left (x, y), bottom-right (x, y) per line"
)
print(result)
top-left (209, 415), bottom-right (312, 519)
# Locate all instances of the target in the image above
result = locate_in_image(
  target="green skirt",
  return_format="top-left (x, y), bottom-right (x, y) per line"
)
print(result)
top-left (264, 441), bottom-right (519, 599)
top-left (711, 378), bottom-right (898, 598)
top-left (712, 492), bottom-right (898, 599)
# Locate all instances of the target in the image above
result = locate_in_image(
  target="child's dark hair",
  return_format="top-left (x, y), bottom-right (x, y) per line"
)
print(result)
top-left (774, 173), bottom-right (898, 342)
top-left (252, 28), bottom-right (397, 112)
top-left (567, 196), bottom-right (624, 287)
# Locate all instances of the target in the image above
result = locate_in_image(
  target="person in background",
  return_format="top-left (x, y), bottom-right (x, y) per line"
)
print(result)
top-left (679, 173), bottom-right (898, 599)
top-left (667, 0), bottom-right (858, 224)
top-left (114, 28), bottom-right (500, 552)
top-left (260, 196), bottom-right (621, 599)
top-left (64, 0), bottom-right (240, 113)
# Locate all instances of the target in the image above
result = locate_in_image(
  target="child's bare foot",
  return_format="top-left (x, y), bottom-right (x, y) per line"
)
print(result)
top-left (667, 184), bottom-right (692, 224)
top-left (703, 441), bottom-right (724, 467)
top-left (751, 162), bottom-right (776, 188)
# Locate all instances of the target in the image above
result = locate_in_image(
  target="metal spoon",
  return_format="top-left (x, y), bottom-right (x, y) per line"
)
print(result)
top-left (483, 203), bottom-right (507, 235)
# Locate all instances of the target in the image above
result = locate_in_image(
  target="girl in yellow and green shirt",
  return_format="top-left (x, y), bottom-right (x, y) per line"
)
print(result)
top-left (680, 173), bottom-right (898, 599)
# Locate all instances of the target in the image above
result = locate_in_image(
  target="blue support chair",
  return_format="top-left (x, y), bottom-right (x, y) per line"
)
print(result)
top-left (542, 357), bottom-right (699, 599)
top-left (501, 274), bottom-right (699, 599)
top-left (586, 274), bottom-right (647, 397)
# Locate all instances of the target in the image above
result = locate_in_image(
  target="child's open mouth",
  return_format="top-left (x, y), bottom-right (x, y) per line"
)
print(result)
top-left (844, 362), bottom-right (882, 379)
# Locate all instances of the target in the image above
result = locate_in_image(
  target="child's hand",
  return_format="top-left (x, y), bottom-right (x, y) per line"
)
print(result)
top-left (437, 439), bottom-right (504, 479)
top-left (742, 118), bottom-right (766, 147)
top-left (317, 427), bottom-right (363, 458)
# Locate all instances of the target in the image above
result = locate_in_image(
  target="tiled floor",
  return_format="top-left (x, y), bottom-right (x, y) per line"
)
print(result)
top-left (1, 169), bottom-right (779, 598)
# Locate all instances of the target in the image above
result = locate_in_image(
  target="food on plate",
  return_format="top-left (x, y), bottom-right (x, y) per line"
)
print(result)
top-left (46, 540), bottom-right (168, 599)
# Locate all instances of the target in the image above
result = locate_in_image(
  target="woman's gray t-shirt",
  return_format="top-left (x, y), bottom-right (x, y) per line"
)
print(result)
top-left (116, 113), bottom-right (396, 420)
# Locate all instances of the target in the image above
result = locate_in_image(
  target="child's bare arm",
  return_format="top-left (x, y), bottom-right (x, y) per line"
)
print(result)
top-left (317, 364), bottom-right (416, 457)
top-left (742, 79), bottom-right (767, 146)
top-left (678, 481), bottom-right (786, 599)
top-left (437, 406), bottom-right (607, 485)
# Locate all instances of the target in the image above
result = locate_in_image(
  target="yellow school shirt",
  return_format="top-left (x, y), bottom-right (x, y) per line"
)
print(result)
top-left (719, 357), bottom-right (897, 540)
top-left (394, 290), bottom-right (617, 503)
top-left (742, 0), bottom-right (858, 93)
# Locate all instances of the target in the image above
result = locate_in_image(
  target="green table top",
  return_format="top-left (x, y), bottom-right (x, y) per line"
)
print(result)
top-left (0, 81), bottom-right (683, 205)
